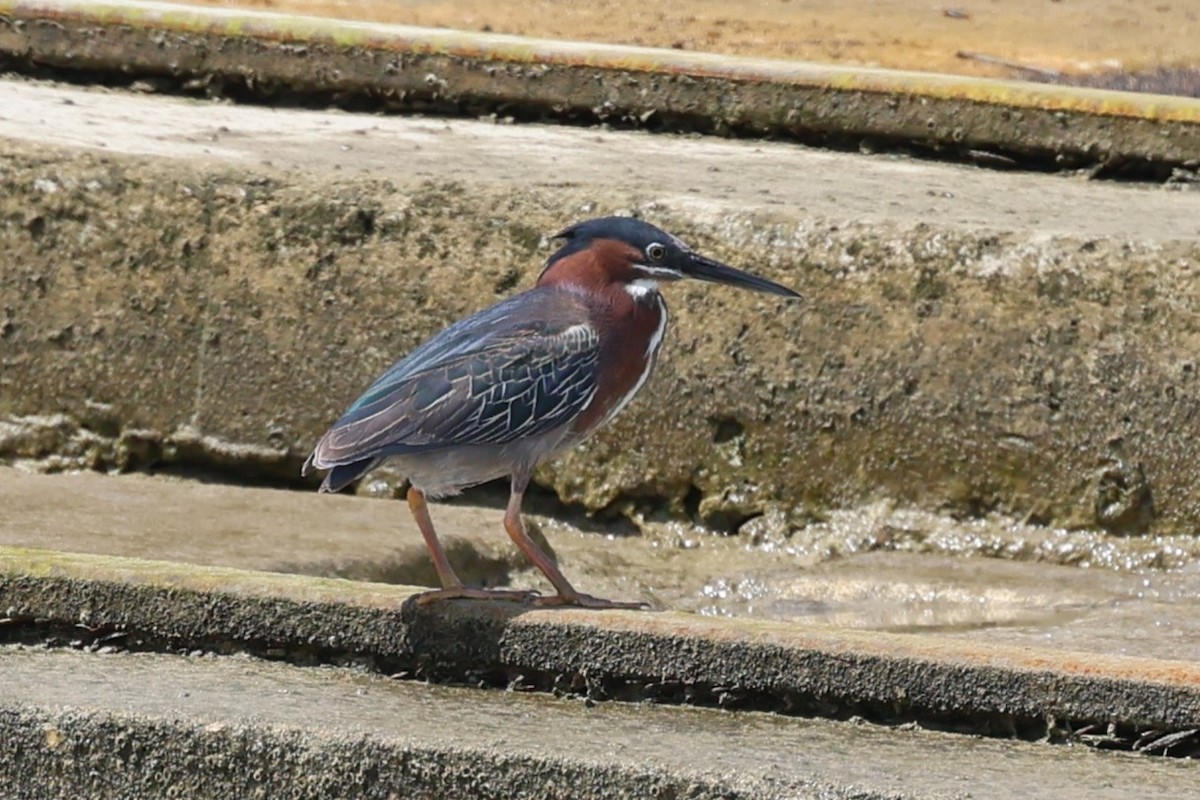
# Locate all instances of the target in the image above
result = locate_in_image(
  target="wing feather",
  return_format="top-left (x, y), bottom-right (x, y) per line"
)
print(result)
top-left (310, 289), bottom-right (599, 468)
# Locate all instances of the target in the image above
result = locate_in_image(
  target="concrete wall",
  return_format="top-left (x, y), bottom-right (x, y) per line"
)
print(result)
top-left (3, 132), bottom-right (1200, 533)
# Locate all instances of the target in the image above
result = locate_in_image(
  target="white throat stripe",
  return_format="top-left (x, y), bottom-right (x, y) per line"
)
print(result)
top-left (632, 264), bottom-right (683, 279)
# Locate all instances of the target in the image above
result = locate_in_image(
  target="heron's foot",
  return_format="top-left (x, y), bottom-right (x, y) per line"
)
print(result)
top-left (414, 586), bottom-right (540, 606)
top-left (533, 592), bottom-right (650, 610)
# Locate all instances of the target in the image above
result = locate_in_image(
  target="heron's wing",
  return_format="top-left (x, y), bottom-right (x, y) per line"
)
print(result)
top-left (309, 290), bottom-right (600, 468)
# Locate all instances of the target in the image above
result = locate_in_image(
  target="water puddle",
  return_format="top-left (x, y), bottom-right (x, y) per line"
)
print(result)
top-left (532, 503), bottom-right (1200, 662)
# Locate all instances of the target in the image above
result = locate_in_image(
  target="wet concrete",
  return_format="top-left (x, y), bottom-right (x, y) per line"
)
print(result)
top-left (5, 468), bottom-right (1200, 663)
top-left (3, 80), bottom-right (1200, 536)
top-left (5, 647), bottom-right (1198, 800)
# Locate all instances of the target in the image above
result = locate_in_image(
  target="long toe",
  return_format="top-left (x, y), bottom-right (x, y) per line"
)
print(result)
top-left (534, 592), bottom-right (650, 610)
top-left (414, 587), bottom-right (541, 606)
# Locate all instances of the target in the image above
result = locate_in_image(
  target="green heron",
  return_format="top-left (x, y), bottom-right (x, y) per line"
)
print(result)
top-left (304, 217), bottom-right (799, 608)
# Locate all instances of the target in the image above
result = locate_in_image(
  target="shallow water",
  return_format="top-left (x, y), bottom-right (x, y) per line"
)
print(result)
top-left (532, 506), bottom-right (1200, 662)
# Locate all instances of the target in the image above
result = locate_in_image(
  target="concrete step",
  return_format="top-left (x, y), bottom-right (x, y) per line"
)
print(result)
top-left (3, 467), bottom-right (1200, 664)
top-left (2, 0), bottom-right (1200, 171)
top-left (4, 547), bottom-right (1200, 798)
top-left (4, 646), bottom-right (1195, 800)
top-left (3, 545), bottom-right (1200, 741)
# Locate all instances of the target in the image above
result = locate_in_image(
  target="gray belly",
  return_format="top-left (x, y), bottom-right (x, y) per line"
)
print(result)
top-left (391, 427), bottom-right (575, 498)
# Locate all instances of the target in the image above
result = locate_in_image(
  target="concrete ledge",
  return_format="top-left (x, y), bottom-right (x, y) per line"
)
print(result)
top-left (9, 647), bottom-right (1198, 800)
top-left (2, 0), bottom-right (1200, 170)
top-left (0, 650), bottom-right (838, 800)
top-left (4, 546), bottom-right (1199, 737)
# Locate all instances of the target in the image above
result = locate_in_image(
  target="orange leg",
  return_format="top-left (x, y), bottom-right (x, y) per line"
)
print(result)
top-left (502, 477), bottom-right (647, 610)
top-left (407, 487), bottom-right (461, 588)
top-left (406, 486), bottom-right (536, 605)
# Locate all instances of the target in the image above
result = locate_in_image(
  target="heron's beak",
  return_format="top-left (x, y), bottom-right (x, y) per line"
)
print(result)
top-left (684, 253), bottom-right (801, 299)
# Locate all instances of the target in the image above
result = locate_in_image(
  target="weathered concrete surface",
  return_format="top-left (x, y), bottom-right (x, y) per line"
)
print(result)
top-left (2, 0), bottom-right (1200, 171)
top-left (6, 467), bottom-right (1200, 663)
top-left (3, 81), bottom-right (1200, 534)
top-left (175, 0), bottom-right (1200, 81)
top-left (6, 648), bottom-right (1199, 800)
top-left (4, 545), bottom-right (1200, 738)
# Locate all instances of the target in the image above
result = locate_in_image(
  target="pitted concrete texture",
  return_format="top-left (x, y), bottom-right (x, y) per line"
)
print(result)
top-left (2, 0), bottom-right (1200, 171)
top-left (6, 648), bottom-right (1199, 800)
top-left (3, 82), bottom-right (1200, 535)
top-left (3, 546), bottom-right (1200, 735)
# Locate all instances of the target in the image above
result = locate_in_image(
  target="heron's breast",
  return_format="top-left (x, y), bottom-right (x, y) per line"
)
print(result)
top-left (570, 288), bottom-right (668, 436)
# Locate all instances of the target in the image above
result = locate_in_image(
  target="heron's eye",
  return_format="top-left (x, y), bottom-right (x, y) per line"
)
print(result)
top-left (646, 243), bottom-right (667, 262)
